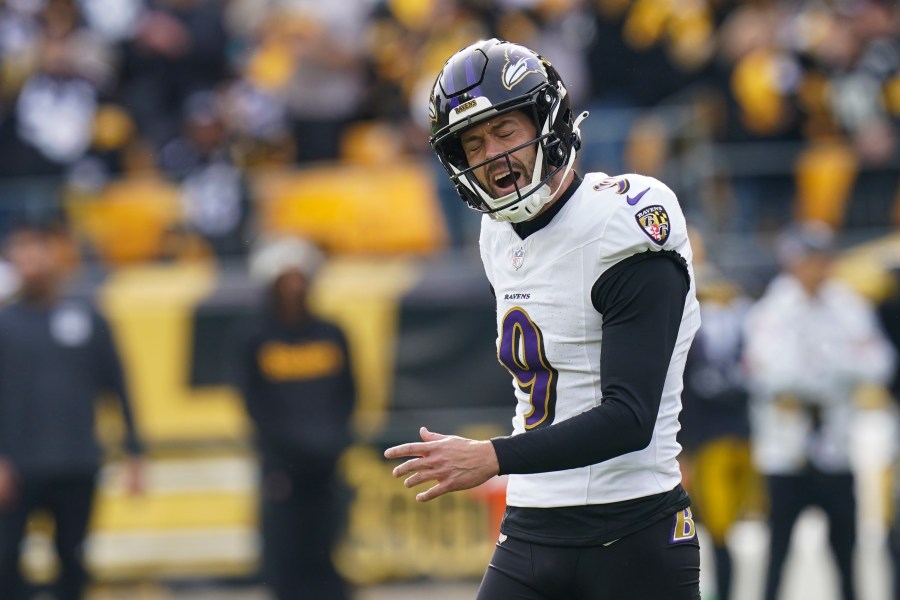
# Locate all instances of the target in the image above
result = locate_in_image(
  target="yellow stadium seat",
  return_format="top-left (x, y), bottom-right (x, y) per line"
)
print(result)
top-left (65, 176), bottom-right (182, 265)
top-left (253, 162), bottom-right (448, 254)
top-left (339, 121), bottom-right (405, 165)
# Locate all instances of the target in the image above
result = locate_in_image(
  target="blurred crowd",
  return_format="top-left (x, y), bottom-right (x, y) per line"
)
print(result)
top-left (0, 0), bottom-right (896, 262)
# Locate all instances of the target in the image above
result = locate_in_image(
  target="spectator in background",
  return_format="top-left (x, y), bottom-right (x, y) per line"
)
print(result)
top-left (830, 0), bottom-right (899, 169)
top-left (158, 90), bottom-right (250, 257)
top-left (876, 268), bottom-right (900, 600)
top-left (119, 0), bottom-right (229, 147)
top-left (711, 1), bottom-right (805, 234)
top-left (219, 77), bottom-right (296, 169)
top-left (0, 220), bottom-right (144, 600)
top-left (679, 230), bottom-right (757, 600)
top-left (828, 0), bottom-right (900, 228)
top-left (238, 236), bottom-right (355, 600)
top-left (0, 0), bottom-right (113, 181)
top-left (363, 0), bottom-right (496, 248)
top-left (579, 0), bottom-right (721, 175)
top-left (0, 0), bottom-right (125, 237)
top-left (742, 221), bottom-right (895, 600)
top-left (229, 1), bottom-right (369, 164)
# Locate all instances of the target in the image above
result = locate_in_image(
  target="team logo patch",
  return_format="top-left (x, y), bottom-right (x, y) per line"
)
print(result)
top-left (635, 205), bottom-right (670, 245)
top-left (512, 246), bottom-right (526, 270)
top-left (670, 508), bottom-right (697, 544)
top-left (501, 47), bottom-right (546, 90)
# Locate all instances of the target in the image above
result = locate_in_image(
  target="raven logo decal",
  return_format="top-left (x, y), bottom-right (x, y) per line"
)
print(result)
top-left (428, 93), bottom-right (437, 123)
top-left (501, 48), bottom-right (547, 90)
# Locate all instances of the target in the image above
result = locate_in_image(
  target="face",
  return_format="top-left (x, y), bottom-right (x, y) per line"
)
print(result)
top-left (789, 252), bottom-right (834, 295)
top-left (6, 230), bottom-right (60, 295)
top-left (272, 269), bottom-right (310, 315)
top-left (187, 116), bottom-right (225, 151)
top-left (459, 110), bottom-right (539, 199)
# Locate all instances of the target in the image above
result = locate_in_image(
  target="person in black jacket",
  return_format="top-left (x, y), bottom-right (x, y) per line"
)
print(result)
top-left (238, 236), bottom-right (355, 600)
top-left (678, 263), bottom-right (758, 600)
top-left (0, 221), bottom-right (144, 600)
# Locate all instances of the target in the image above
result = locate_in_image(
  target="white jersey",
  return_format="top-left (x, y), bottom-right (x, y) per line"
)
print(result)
top-left (479, 172), bottom-right (700, 508)
top-left (743, 274), bottom-right (895, 474)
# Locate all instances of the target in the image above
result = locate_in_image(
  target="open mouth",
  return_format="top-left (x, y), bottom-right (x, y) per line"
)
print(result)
top-left (491, 168), bottom-right (524, 196)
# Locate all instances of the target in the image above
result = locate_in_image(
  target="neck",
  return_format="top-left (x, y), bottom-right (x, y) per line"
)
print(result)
top-left (274, 305), bottom-right (309, 327)
top-left (530, 169), bottom-right (576, 221)
top-left (800, 281), bottom-right (823, 297)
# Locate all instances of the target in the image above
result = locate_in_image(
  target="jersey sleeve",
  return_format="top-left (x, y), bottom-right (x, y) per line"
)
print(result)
top-left (596, 177), bottom-right (690, 274)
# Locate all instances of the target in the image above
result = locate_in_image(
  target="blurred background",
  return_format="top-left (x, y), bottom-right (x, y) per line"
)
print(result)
top-left (0, 0), bottom-right (897, 598)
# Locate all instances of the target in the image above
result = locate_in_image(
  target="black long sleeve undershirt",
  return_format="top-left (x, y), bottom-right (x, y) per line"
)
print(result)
top-left (490, 251), bottom-right (690, 475)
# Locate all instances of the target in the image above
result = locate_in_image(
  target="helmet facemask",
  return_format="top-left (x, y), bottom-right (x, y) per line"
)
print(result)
top-left (432, 81), bottom-right (583, 223)
top-left (429, 39), bottom-right (590, 222)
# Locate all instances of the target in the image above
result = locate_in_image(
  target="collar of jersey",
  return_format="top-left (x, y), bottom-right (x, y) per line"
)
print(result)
top-left (511, 173), bottom-right (583, 240)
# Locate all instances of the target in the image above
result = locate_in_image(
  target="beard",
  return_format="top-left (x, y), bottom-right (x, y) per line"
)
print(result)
top-left (482, 154), bottom-right (535, 199)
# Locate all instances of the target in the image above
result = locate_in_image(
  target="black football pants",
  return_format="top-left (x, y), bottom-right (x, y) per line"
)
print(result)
top-left (476, 511), bottom-right (701, 600)
top-left (763, 472), bottom-right (856, 600)
top-left (0, 472), bottom-right (97, 600)
top-left (258, 460), bottom-right (349, 600)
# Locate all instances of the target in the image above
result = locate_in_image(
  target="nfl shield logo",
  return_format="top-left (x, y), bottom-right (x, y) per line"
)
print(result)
top-left (512, 247), bottom-right (526, 270)
top-left (635, 205), bottom-right (671, 245)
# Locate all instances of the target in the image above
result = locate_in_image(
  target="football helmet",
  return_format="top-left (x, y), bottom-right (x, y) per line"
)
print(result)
top-left (429, 38), bottom-right (588, 223)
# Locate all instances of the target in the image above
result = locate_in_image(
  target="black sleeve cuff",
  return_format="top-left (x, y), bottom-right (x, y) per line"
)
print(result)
top-left (491, 436), bottom-right (516, 476)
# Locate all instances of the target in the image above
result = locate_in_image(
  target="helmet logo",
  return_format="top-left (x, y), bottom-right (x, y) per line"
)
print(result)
top-left (501, 47), bottom-right (546, 90)
top-left (428, 93), bottom-right (437, 123)
top-left (454, 99), bottom-right (478, 114)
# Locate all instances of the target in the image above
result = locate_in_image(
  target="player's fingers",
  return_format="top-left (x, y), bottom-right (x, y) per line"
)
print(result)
top-left (403, 470), bottom-right (435, 489)
top-left (384, 442), bottom-right (428, 460)
top-left (416, 482), bottom-right (450, 503)
top-left (419, 427), bottom-right (448, 442)
top-left (392, 457), bottom-right (427, 478)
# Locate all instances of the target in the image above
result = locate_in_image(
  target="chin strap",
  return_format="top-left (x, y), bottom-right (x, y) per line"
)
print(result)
top-left (572, 110), bottom-right (589, 148)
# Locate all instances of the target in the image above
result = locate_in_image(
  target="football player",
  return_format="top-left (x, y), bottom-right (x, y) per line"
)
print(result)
top-left (743, 223), bottom-right (895, 600)
top-left (385, 38), bottom-right (701, 599)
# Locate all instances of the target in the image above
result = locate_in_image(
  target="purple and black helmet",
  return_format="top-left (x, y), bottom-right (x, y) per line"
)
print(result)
top-left (429, 38), bottom-right (585, 222)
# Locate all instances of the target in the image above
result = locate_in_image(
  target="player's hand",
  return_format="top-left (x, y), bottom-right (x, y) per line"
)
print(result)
top-left (123, 456), bottom-right (147, 497)
top-left (0, 457), bottom-right (18, 510)
top-left (384, 427), bottom-right (500, 502)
